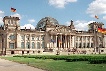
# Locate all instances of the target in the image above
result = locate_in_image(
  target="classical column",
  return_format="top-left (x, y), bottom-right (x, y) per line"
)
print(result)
top-left (69, 35), bottom-right (70, 48)
top-left (66, 35), bottom-right (68, 49)
top-left (56, 35), bottom-right (57, 48)
top-left (24, 35), bottom-right (26, 49)
top-left (60, 34), bottom-right (62, 49)
top-left (81, 36), bottom-right (83, 48)
top-left (77, 36), bottom-right (79, 48)
top-left (65, 35), bottom-right (67, 49)
top-left (74, 36), bottom-right (76, 48)
top-left (52, 35), bottom-right (54, 49)
top-left (85, 36), bottom-right (87, 48)
top-left (89, 36), bottom-right (91, 48)
top-left (64, 35), bottom-right (65, 48)
top-left (40, 35), bottom-right (42, 49)
top-left (70, 35), bottom-right (71, 48)
top-left (30, 34), bottom-right (31, 49)
top-left (34, 36), bottom-right (36, 49)
top-left (72, 36), bottom-right (74, 47)
top-left (67, 35), bottom-right (70, 48)
top-left (49, 37), bottom-right (50, 48)
top-left (51, 35), bottom-right (53, 48)
top-left (58, 35), bottom-right (60, 49)
top-left (4, 34), bottom-right (7, 55)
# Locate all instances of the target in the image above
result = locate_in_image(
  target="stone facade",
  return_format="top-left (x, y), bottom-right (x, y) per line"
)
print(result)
top-left (0, 16), bottom-right (106, 55)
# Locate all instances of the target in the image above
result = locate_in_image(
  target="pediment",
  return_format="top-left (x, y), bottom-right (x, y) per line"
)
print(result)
top-left (49, 26), bottom-right (72, 33)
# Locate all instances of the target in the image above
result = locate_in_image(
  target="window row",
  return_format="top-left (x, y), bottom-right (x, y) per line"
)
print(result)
top-left (8, 20), bottom-right (17, 24)
top-left (76, 36), bottom-right (93, 41)
top-left (21, 35), bottom-right (45, 41)
top-left (21, 42), bottom-right (45, 49)
top-left (76, 43), bottom-right (93, 48)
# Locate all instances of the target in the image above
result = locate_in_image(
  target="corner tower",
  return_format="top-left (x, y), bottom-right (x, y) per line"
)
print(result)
top-left (88, 22), bottom-right (104, 33)
top-left (3, 16), bottom-right (20, 30)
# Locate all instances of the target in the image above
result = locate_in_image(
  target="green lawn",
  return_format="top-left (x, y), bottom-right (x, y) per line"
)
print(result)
top-left (1, 57), bottom-right (106, 71)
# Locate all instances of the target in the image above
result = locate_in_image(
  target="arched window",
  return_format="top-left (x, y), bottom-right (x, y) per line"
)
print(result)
top-left (9, 35), bottom-right (15, 40)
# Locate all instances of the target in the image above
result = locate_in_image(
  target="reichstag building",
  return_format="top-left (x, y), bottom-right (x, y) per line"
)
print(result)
top-left (0, 16), bottom-right (106, 55)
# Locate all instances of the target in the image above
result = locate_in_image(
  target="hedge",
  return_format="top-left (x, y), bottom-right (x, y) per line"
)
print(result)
top-left (13, 55), bottom-right (106, 64)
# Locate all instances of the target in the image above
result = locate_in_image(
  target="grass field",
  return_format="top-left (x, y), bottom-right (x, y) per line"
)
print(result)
top-left (1, 56), bottom-right (106, 71)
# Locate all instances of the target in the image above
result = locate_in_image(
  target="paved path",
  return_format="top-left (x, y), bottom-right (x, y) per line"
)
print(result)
top-left (0, 58), bottom-right (45, 71)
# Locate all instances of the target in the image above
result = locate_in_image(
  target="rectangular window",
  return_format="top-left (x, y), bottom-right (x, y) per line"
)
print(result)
top-left (10, 43), bottom-right (14, 49)
top-left (21, 42), bottom-right (24, 49)
top-left (32, 42), bottom-right (35, 49)
top-left (37, 42), bottom-right (40, 49)
top-left (26, 42), bottom-right (30, 49)
top-left (21, 35), bottom-right (25, 40)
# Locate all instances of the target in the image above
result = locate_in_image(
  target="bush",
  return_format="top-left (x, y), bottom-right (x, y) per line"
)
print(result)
top-left (89, 59), bottom-right (106, 64)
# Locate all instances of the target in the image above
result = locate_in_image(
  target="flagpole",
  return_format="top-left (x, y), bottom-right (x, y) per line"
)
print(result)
top-left (10, 7), bottom-right (12, 16)
top-left (10, 7), bottom-right (16, 16)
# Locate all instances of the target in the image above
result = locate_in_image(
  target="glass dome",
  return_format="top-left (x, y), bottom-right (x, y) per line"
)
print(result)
top-left (36, 17), bottom-right (59, 31)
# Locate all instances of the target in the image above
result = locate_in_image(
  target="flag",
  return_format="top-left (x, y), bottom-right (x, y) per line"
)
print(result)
top-left (101, 28), bottom-right (106, 34)
top-left (98, 28), bottom-right (106, 34)
top-left (95, 15), bottom-right (99, 19)
top-left (101, 28), bottom-right (105, 34)
top-left (105, 29), bottom-right (106, 34)
top-left (98, 28), bottom-right (102, 32)
top-left (11, 7), bottom-right (16, 12)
